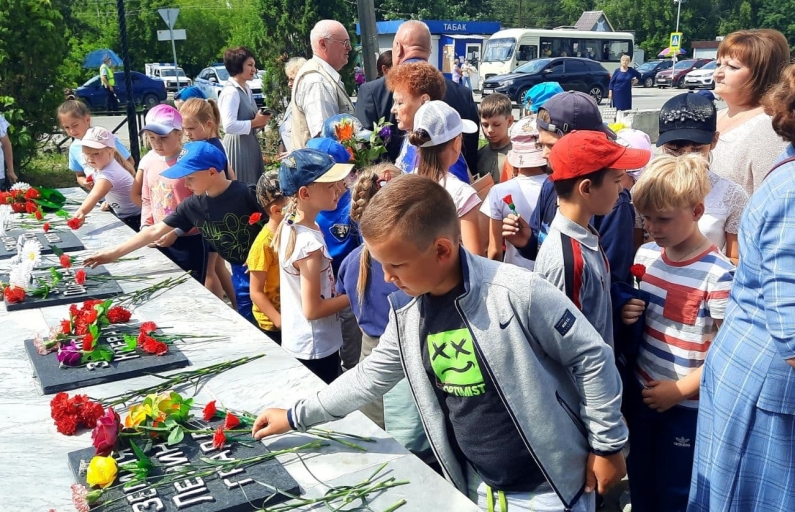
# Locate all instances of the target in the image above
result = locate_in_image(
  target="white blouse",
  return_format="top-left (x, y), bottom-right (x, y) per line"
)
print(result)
top-left (700, 170), bottom-right (748, 252)
top-left (218, 80), bottom-right (255, 135)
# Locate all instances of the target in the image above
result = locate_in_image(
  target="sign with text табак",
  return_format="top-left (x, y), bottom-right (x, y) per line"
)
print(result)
top-left (67, 417), bottom-right (299, 511)
top-left (0, 229), bottom-right (84, 259)
top-left (24, 325), bottom-right (190, 394)
top-left (670, 32), bottom-right (683, 51)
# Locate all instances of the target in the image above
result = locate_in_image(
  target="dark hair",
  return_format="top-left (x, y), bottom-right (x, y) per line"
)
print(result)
top-left (223, 46), bottom-right (256, 76)
top-left (408, 128), bottom-right (453, 183)
top-left (553, 168), bottom-right (609, 199)
top-left (717, 29), bottom-right (790, 106)
top-left (480, 93), bottom-right (512, 119)
top-left (764, 63), bottom-right (795, 143)
top-left (360, 174), bottom-right (460, 249)
top-left (377, 50), bottom-right (393, 78)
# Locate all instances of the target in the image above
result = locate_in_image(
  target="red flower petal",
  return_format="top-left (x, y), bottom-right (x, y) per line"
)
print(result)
top-left (67, 217), bottom-right (81, 230)
top-left (630, 264), bottom-right (647, 279)
top-left (43, 222), bottom-right (50, 233)
top-left (502, 194), bottom-right (514, 205)
top-left (248, 212), bottom-right (262, 225)
top-left (223, 412), bottom-right (240, 430)
top-left (107, 306), bottom-right (132, 323)
top-left (4, 285), bottom-right (26, 304)
top-left (75, 269), bottom-right (86, 286)
top-left (60, 319), bottom-right (72, 334)
top-left (82, 333), bottom-right (94, 352)
top-left (139, 321), bottom-right (157, 335)
top-left (60, 254), bottom-right (72, 269)
top-left (212, 426), bottom-right (226, 450)
top-left (34, 209), bottom-right (43, 221)
top-left (203, 401), bottom-right (217, 421)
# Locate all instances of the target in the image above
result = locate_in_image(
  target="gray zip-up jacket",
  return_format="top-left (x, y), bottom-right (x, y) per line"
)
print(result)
top-left (292, 250), bottom-right (628, 509)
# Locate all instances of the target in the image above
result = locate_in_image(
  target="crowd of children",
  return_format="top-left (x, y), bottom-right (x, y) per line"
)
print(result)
top-left (56, 68), bottom-right (792, 510)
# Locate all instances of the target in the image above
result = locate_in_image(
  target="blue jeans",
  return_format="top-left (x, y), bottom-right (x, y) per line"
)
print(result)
top-left (462, 76), bottom-right (472, 89)
top-left (230, 263), bottom-right (254, 324)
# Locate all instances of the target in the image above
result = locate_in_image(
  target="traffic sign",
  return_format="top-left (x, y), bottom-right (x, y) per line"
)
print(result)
top-left (158, 8), bottom-right (180, 29)
top-left (670, 32), bottom-right (683, 51)
top-left (158, 29), bottom-right (186, 41)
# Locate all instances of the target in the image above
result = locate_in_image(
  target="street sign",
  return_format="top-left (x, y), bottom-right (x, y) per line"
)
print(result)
top-left (670, 32), bottom-right (683, 51)
top-left (157, 29), bottom-right (186, 41)
top-left (158, 8), bottom-right (180, 29)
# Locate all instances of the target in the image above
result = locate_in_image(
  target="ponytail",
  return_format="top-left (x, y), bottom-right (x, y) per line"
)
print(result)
top-left (112, 149), bottom-right (135, 176)
top-left (180, 98), bottom-right (221, 138)
top-left (271, 197), bottom-right (298, 261)
top-left (408, 128), bottom-right (448, 183)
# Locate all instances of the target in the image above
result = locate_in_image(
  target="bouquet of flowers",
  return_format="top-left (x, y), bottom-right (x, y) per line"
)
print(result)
top-left (0, 182), bottom-right (68, 213)
top-left (323, 113), bottom-right (393, 169)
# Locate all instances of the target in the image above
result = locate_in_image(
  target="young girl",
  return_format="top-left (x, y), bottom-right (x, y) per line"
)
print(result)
top-left (408, 100), bottom-right (482, 254)
top-left (179, 98), bottom-right (238, 308)
top-left (71, 127), bottom-right (141, 230)
top-left (247, 171), bottom-right (285, 344)
top-left (57, 100), bottom-right (134, 189)
top-left (274, 148), bottom-right (351, 384)
top-left (138, 104), bottom-right (208, 283)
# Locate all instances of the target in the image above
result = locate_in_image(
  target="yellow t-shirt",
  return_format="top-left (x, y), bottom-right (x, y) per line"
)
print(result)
top-left (246, 226), bottom-right (281, 332)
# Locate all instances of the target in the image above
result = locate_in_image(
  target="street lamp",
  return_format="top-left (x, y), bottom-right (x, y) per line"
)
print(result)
top-left (672, 0), bottom-right (683, 87)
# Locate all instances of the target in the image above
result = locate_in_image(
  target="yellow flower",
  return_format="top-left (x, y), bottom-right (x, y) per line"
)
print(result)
top-left (124, 403), bottom-right (149, 428)
top-left (86, 456), bottom-right (118, 488)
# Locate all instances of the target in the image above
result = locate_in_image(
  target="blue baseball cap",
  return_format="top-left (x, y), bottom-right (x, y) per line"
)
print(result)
top-left (160, 141), bottom-right (227, 179)
top-left (279, 148), bottom-right (354, 197)
top-left (307, 137), bottom-right (352, 164)
top-left (174, 86), bottom-right (207, 102)
top-left (523, 82), bottom-right (564, 113)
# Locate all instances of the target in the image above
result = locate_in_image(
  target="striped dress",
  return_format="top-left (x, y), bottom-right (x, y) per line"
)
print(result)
top-left (689, 145), bottom-right (795, 512)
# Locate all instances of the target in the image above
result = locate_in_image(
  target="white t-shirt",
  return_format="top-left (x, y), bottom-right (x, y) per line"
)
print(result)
top-left (700, 170), bottom-right (749, 252)
top-left (441, 173), bottom-right (480, 217)
top-left (94, 159), bottom-right (140, 219)
top-left (278, 223), bottom-right (343, 360)
top-left (0, 114), bottom-right (8, 178)
top-left (480, 174), bottom-right (547, 270)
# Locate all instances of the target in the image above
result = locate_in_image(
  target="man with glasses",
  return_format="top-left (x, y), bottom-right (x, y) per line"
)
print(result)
top-left (291, 20), bottom-right (356, 149)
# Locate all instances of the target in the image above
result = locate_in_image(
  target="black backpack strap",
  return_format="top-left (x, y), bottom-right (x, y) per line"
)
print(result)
top-left (764, 156), bottom-right (795, 181)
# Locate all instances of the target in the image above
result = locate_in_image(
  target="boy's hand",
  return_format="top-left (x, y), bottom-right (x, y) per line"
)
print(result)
top-left (155, 230), bottom-right (178, 248)
top-left (502, 214), bottom-right (531, 248)
top-left (585, 451), bottom-right (626, 495)
top-left (84, 250), bottom-right (116, 268)
top-left (642, 380), bottom-right (685, 412)
top-left (621, 298), bottom-right (646, 325)
top-left (251, 408), bottom-right (292, 440)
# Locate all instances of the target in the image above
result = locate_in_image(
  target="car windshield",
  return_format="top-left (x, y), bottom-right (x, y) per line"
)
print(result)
top-left (699, 61), bottom-right (717, 70)
top-left (160, 68), bottom-right (187, 77)
top-left (676, 60), bottom-right (697, 68)
top-left (637, 62), bottom-right (659, 72)
top-left (514, 59), bottom-right (550, 74)
top-left (483, 38), bottom-right (516, 62)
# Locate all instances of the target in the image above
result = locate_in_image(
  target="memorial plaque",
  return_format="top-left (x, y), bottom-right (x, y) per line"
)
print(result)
top-left (0, 229), bottom-right (84, 259)
top-left (2, 266), bottom-right (124, 311)
top-left (24, 326), bottom-right (190, 393)
top-left (67, 418), bottom-right (300, 511)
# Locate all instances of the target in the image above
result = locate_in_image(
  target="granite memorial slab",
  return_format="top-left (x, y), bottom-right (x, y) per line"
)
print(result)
top-left (0, 229), bottom-right (84, 259)
top-left (24, 326), bottom-right (191, 394)
top-left (67, 418), bottom-right (300, 512)
top-left (3, 266), bottom-right (124, 311)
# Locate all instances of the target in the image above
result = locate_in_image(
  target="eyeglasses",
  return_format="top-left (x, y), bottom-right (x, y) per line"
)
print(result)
top-left (326, 37), bottom-right (352, 50)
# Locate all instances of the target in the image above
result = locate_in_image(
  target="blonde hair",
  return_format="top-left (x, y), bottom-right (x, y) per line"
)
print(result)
top-left (113, 148), bottom-right (136, 176)
top-left (349, 163), bottom-right (402, 306)
top-left (179, 98), bottom-right (221, 138)
top-left (632, 154), bottom-right (711, 213)
top-left (271, 197), bottom-right (298, 261)
top-left (58, 100), bottom-right (90, 120)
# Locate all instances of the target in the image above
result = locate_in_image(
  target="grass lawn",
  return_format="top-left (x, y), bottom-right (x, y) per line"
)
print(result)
top-left (19, 151), bottom-right (76, 189)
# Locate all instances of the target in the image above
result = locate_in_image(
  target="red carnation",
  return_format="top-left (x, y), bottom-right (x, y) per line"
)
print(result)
top-left (50, 392), bottom-right (70, 418)
top-left (67, 217), bottom-right (81, 230)
top-left (83, 299), bottom-right (103, 309)
top-left (69, 304), bottom-right (79, 318)
top-left (60, 254), bottom-right (72, 269)
top-left (0, 191), bottom-right (9, 204)
top-left (60, 319), bottom-right (72, 334)
top-left (75, 269), bottom-right (86, 285)
top-left (82, 332), bottom-right (94, 352)
top-left (11, 202), bottom-right (25, 213)
top-left (25, 188), bottom-right (41, 200)
top-left (223, 412), bottom-right (241, 430)
top-left (79, 401), bottom-right (105, 428)
top-left (55, 415), bottom-right (79, 436)
top-left (212, 426), bottom-right (226, 450)
top-left (25, 201), bottom-right (38, 214)
top-left (140, 321), bottom-right (157, 335)
top-left (81, 308), bottom-right (98, 324)
top-left (34, 209), bottom-right (43, 221)
top-left (86, 175), bottom-right (94, 184)
top-left (248, 212), bottom-right (262, 225)
top-left (107, 306), bottom-right (132, 324)
top-left (74, 321), bottom-right (89, 336)
top-left (630, 263), bottom-right (646, 286)
top-left (43, 222), bottom-right (51, 233)
top-left (203, 401), bottom-right (218, 421)
top-left (141, 337), bottom-right (167, 355)
top-left (4, 285), bottom-right (25, 304)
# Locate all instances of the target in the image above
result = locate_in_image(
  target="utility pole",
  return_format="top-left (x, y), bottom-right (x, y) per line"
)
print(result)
top-left (116, 0), bottom-right (140, 163)
top-left (672, 0), bottom-right (682, 86)
top-left (356, 0), bottom-right (379, 80)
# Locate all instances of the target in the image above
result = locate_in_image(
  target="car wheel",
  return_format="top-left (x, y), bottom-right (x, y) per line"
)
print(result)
top-left (589, 86), bottom-right (603, 105)
top-left (644, 77), bottom-right (654, 88)
top-left (143, 94), bottom-right (160, 108)
top-left (515, 86), bottom-right (530, 106)
top-left (677, 77), bottom-right (687, 89)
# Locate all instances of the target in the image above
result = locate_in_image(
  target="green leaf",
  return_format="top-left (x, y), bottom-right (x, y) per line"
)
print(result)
top-left (55, 209), bottom-right (70, 219)
top-left (130, 440), bottom-right (154, 473)
top-left (89, 324), bottom-right (99, 340)
top-left (49, 245), bottom-right (64, 257)
top-left (123, 334), bottom-right (138, 352)
top-left (167, 426), bottom-right (184, 446)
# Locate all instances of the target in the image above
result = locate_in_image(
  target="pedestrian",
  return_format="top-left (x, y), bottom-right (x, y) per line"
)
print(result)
top-left (278, 57), bottom-right (307, 154)
top-left (99, 55), bottom-right (118, 112)
top-left (461, 58), bottom-right (474, 90)
top-left (608, 55), bottom-right (641, 111)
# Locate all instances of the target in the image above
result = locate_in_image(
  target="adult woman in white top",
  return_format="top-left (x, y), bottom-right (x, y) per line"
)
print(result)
top-left (278, 57), bottom-right (307, 155)
top-left (218, 46), bottom-right (271, 185)
top-left (710, 29), bottom-right (790, 195)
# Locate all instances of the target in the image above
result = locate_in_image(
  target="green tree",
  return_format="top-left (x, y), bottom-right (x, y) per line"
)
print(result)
top-left (0, 0), bottom-right (70, 170)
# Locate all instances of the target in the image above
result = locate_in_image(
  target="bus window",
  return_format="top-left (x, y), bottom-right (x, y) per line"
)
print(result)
top-left (517, 44), bottom-right (537, 62)
top-left (601, 40), bottom-right (632, 61)
top-left (540, 37), bottom-right (574, 58)
top-left (483, 38), bottom-right (516, 62)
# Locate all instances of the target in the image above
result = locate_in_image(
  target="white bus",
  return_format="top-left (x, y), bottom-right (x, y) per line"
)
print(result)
top-left (480, 28), bottom-right (635, 87)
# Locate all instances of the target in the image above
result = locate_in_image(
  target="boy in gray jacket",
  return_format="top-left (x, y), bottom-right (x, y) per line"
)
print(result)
top-left (252, 174), bottom-right (628, 511)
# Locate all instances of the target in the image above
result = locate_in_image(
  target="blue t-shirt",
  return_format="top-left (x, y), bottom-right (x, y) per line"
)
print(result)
top-left (317, 189), bottom-right (361, 276)
top-left (395, 138), bottom-right (471, 184)
top-left (336, 245), bottom-right (402, 337)
top-left (68, 138), bottom-right (132, 173)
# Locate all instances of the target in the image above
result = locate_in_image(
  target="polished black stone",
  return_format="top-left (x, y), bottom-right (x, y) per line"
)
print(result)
top-left (0, 229), bottom-right (84, 259)
top-left (3, 266), bottom-right (123, 311)
top-left (67, 417), bottom-right (300, 511)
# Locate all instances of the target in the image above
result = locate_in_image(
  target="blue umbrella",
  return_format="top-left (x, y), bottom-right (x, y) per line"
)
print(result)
top-left (83, 49), bottom-right (123, 68)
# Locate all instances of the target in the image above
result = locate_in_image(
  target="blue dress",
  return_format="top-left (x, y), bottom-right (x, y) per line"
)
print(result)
top-left (689, 145), bottom-right (795, 512)
top-left (609, 68), bottom-right (640, 111)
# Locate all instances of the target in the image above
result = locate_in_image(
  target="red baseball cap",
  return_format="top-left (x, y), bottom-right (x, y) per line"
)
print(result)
top-left (548, 130), bottom-right (652, 182)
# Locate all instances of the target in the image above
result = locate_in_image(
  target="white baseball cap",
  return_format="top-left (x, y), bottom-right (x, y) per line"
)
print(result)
top-left (81, 126), bottom-right (117, 150)
top-left (413, 100), bottom-right (477, 148)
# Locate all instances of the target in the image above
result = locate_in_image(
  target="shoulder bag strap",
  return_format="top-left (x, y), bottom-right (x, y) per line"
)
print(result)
top-left (764, 155), bottom-right (795, 182)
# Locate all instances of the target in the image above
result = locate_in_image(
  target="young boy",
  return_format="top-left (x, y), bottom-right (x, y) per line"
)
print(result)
top-left (251, 173), bottom-right (628, 512)
top-left (621, 154), bottom-right (734, 512)
top-left (534, 130), bottom-right (650, 348)
top-left (247, 171), bottom-right (284, 345)
top-left (84, 141), bottom-right (265, 316)
top-left (477, 93), bottom-right (513, 184)
top-left (480, 117), bottom-right (547, 270)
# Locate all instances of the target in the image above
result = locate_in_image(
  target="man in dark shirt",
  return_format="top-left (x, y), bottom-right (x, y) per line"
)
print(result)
top-left (354, 20), bottom-right (480, 171)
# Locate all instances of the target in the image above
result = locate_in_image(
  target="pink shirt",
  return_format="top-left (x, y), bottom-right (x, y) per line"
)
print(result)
top-left (139, 151), bottom-right (195, 231)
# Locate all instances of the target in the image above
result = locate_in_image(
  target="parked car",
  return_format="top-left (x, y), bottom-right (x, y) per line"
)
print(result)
top-left (481, 57), bottom-right (609, 105)
top-left (194, 65), bottom-right (265, 107)
top-left (145, 63), bottom-right (192, 91)
top-left (684, 60), bottom-right (718, 90)
top-left (634, 59), bottom-right (673, 88)
top-left (75, 71), bottom-right (167, 111)
top-left (655, 59), bottom-right (712, 89)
